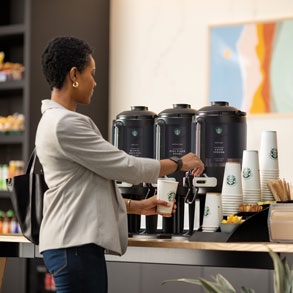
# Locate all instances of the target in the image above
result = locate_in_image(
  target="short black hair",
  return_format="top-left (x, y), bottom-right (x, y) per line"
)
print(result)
top-left (41, 36), bottom-right (93, 89)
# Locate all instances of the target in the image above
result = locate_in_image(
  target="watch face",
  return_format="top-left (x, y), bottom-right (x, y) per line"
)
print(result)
top-left (171, 156), bottom-right (179, 162)
top-left (170, 156), bottom-right (182, 171)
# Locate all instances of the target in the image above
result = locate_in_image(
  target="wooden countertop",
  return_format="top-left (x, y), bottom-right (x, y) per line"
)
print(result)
top-left (0, 234), bottom-right (30, 243)
top-left (128, 238), bottom-right (293, 253)
top-left (1, 234), bottom-right (293, 254)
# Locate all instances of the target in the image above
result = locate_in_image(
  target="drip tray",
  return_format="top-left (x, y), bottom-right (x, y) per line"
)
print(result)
top-left (171, 235), bottom-right (190, 241)
top-left (132, 234), bottom-right (159, 239)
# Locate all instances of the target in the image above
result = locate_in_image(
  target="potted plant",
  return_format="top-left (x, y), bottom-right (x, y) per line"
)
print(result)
top-left (162, 251), bottom-right (293, 293)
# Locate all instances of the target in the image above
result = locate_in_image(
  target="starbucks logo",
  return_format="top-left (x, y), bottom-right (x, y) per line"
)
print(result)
top-left (226, 175), bottom-right (236, 186)
top-left (270, 148), bottom-right (278, 159)
top-left (242, 168), bottom-right (252, 179)
top-left (132, 130), bottom-right (138, 137)
top-left (168, 192), bottom-right (176, 202)
top-left (204, 206), bottom-right (210, 217)
top-left (174, 129), bottom-right (181, 136)
top-left (215, 127), bottom-right (223, 134)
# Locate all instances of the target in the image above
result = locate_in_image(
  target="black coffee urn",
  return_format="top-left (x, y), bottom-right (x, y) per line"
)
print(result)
top-left (112, 106), bottom-right (157, 236)
top-left (189, 101), bottom-right (247, 234)
top-left (155, 104), bottom-right (197, 236)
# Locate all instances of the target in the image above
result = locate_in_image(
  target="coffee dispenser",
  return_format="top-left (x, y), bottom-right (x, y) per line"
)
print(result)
top-left (155, 104), bottom-right (197, 236)
top-left (112, 106), bottom-right (157, 236)
top-left (189, 101), bottom-right (247, 234)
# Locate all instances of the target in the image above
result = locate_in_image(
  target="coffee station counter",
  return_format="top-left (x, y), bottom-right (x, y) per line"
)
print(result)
top-left (1, 234), bottom-right (293, 279)
top-left (0, 234), bottom-right (293, 259)
top-left (0, 234), bottom-right (292, 253)
top-left (127, 237), bottom-right (293, 253)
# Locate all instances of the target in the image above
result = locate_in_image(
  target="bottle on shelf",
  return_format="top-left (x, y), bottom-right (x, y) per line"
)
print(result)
top-left (0, 210), bottom-right (3, 234)
top-left (15, 160), bottom-right (24, 175)
top-left (0, 164), bottom-right (8, 191)
top-left (0, 51), bottom-right (24, 82)
top-left (8, 160), bottom-right (16, 178)
top-left (7, 209), bottom-right (18, 234)
top-left (2, 211), bottom-right (10, 234)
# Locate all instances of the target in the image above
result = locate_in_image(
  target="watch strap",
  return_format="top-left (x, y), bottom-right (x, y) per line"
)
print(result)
top-left (169, 156), bottom-right (183, 172)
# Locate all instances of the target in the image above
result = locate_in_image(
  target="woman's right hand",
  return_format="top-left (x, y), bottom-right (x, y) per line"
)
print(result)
top-left (159, 152), bottom-right (204, 177)
top-left (181, 152), bottom-right (204, 176)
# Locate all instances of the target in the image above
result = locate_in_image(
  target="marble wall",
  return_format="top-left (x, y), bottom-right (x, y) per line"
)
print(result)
top-left (109, 0), bottom-right (293, 181)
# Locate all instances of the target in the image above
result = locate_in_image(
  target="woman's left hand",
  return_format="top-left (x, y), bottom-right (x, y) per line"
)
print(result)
top-left (140, 195), bottom-right (176, 217)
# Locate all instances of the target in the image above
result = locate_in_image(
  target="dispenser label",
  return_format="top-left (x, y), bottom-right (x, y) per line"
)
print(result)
top-left (205, 122), bottom-right (246, 165)
top-left (126, 127), bottom-right (143, 156)
top-left (166, 126), bottom-right (188, 157)
top-left (125, 126), bottom-right (154, 158)
top-left (215, 127), bottom-right (223, 134)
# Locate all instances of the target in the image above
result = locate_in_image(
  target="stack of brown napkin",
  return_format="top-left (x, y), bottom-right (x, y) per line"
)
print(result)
top-left (267, 179), bottom-right (293, 201)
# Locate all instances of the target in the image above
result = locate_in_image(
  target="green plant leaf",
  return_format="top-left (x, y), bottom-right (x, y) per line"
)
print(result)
top-left (215, 274), bottom-right (236, 292)
top-left (161, 278), bottom-right (202, 286)
top-left (269, 250), bottom-right (292, 293)
top-left (283, 258), bottom-right (293, 292)
top-left (290, 268), bottom-right (293, 293)
top-left (199, 278), bottom-right (223, 293)
top-left (240, 287), bottom-right (255, 293)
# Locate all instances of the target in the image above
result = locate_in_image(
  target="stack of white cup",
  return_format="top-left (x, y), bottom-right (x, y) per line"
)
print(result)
top-left (202, 193), bottom-right (222, 232)
top-left (242, 150), bottom-right (261, 204)
top-left (259, 131), bottom-right (279, 201)
top-left (221, 162), bottom-right (243, 216)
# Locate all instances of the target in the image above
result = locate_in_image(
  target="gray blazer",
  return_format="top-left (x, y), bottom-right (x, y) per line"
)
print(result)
top-left (35, 100), bottom-right (160, 255)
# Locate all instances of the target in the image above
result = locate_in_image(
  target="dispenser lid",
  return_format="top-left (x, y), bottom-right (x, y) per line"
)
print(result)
top-left (197, 101), bottom-right (246, 116)
top-left (158, 104), bottom-right (197, 118)
top-left (116, 106), bottom-right (157, 119)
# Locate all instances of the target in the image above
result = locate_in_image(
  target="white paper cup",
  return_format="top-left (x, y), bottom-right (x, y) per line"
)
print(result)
top-left (242, 150), bottom-right (261, 191)
top-left (222, 162), bottom-right (243, 195)
top-left (259, 131), bottom-right (279, 170)
top-left (202, 193), bottom-right (222, 231)
top-left (157, 180), bottom-right (178, 214)
top-left (242, 150), bottom-right (259, 170)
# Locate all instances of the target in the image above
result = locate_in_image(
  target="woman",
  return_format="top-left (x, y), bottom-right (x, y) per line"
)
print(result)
top-left (36, 36), bottom-right (204, 293)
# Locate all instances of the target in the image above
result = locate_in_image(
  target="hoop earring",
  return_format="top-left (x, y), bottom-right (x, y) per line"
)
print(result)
top-left (72, 81), bottom-right (79, 88)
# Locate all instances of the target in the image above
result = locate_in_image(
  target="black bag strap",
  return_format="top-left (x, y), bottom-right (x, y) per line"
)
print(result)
top-left (25, 149), bottom-right (42, 175)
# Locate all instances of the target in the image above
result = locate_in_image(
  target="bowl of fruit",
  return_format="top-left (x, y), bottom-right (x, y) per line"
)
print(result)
top-left (220, 214), bottom-right (244, 233)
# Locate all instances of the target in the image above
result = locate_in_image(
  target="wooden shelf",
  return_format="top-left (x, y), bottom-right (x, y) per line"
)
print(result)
top-left (0, 191), bottom-right (10, 199)
top-left (0, 80), bottom-right (24, 92)
top-left (0, 24), bottom-right (25, 38)
top-left (0, 234), bottom-right (28, 243)
top-left (0, 134), bottom-right (24, 144)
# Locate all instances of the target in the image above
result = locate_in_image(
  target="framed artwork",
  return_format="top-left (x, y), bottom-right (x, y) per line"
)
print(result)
top-left (208, 18), bottom-right (293, 115)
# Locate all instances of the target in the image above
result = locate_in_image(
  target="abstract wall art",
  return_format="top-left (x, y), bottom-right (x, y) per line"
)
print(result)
top-left (208, 19), bottom-right (293, 114)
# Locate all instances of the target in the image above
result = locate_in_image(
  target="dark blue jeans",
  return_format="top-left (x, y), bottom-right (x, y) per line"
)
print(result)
top-left (42, 243), bottom-right (108, 293)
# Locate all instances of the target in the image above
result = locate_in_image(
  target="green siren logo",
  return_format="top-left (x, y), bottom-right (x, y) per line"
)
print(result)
top-left (204, 206), bottom-right (210, 217)
top-left (242, 168), bottom-right (252, 179)
top-left (270, 148), bottom-right (278, 159)
top-left (174, 129), bottom-right (181, 136)
top-left (168, 192), bottom-right (176, 202)
top-left (226, 175), bottom-right (236, 186)
top-left (132, 130), bottom-right (138, 137)
top-left (215, 127), bottom-right (223, 134)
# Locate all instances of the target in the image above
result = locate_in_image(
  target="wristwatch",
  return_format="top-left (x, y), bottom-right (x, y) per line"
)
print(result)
top-left (169, 156), bottom-right (183, 172)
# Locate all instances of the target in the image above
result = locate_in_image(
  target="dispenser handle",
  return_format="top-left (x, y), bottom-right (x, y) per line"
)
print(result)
top-left (187, 201), bottom-right (195, 235)
top-left (155, 119), bottom-right (166, 160)
top-left (184, 170), bottom-right (199, 204)
top-left (113, 120), bottom-right (125, 149)
top-left (185, 186), bottom-right (199, 204)
top-left (195, 117), bottom-right (205, 161)
top-left (144, 183), bottom-right (155, 199)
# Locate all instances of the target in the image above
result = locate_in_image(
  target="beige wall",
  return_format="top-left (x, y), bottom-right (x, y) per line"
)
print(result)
top-left (109, 0), bottom-right (293, 181)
